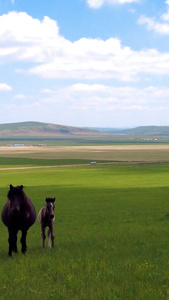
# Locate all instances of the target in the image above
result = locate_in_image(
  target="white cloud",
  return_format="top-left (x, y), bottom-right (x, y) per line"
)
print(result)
top-left (35, 82), bottom-right (168, 125)
top-left (1, 83), bottom-right (169, 126)
top-left (87, 0), bottom-right (140, 9)
top-left (138, 1), bottom-right (169, 35)
top-left (87, 0), bottom-right (103, 8)
top-left (138, 15), bottom-right (169, 35)
top-left (0, 12), bottom-right (65, 63)
top-left (71, 83), bottom-right (107, 92)
top-left (29, 45), bottom-right (169, 81)
top-left (1, 12), bottom-right (169, 82)
top-left (40, 88), bottom-right (55, 94)
top-left (39, 84), bottom-right (169, 113)
top-left (14, 94), bottom-right (26, 99)
top-left (0, 83), bottom-right (12, 91)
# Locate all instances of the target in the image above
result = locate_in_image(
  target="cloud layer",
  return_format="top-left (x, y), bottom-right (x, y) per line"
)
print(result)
top-left (0, 12), bottom-right (169, 83)
top-left (138, 0), bottom-right (169, 35)
top-left (0, 83), bottom-right (12, 91)
top-left (43, 84), bottom-right (169, 113)
top-left (2, 83), bottom-right (166, 127)
top-left (0, 8), bottom-right (169, 127)
top-left (87, 0), bottom-right (140, 9)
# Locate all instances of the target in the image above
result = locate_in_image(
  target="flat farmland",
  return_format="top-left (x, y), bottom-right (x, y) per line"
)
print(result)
top-left (0, 144), bottom-right (169, 163)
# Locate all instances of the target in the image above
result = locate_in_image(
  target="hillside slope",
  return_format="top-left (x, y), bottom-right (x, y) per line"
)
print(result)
top-left (0, 121), bottom-right (102, 137)
top-left (0, 122), bottom-right (169, 137)
top-left (116, 126), bottom-right (169, 136)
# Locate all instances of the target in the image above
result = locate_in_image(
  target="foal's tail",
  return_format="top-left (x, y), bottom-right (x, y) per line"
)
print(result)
top-left (37, 208), bottom-right (43, 224)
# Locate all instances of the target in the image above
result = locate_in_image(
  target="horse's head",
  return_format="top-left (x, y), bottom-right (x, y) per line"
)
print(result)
top-left (46, 197), bottom-right (55, 219)
top-left (8, 184), bottom-right (25, 216)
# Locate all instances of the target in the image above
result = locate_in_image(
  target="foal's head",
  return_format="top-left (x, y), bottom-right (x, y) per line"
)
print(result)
top-left (46, 197), bottom-right (55, 219)
top-left (8, 184), bottom-right (25, 216)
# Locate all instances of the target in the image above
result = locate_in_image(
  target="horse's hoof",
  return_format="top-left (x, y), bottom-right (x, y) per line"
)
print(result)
top-left (13, 248), bottom-right (18, 253)
top-left (21, 248), bottom-right (27, 254)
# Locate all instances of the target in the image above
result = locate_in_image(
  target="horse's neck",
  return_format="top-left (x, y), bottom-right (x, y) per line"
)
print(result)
top-left (44, 205), bottom-right (48, 217)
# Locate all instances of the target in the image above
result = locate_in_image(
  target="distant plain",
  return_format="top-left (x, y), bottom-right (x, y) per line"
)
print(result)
top-left (0, 144), bottom-right (169, 163)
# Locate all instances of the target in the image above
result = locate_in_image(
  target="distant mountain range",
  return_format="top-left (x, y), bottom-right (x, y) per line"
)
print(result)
top-left (0, 122), bottom-right (169, 137)
top-left (113, 126), bottom-right (169, 136)
top-left (0, 121), bottom-right (102, 137)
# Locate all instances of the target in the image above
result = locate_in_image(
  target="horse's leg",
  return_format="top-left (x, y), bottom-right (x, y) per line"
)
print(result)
top-left (8, 235), bottom-right (12, 256)
top-left (8, 228), bottom-right (18, 256)
top-left (20, 229), bottom-right (27, 254)
top-left (41, 226), bottom-right (46, 248)
top-left (49, 224), bottom-right (54, 248)
top-left (12, 234), bottom-right (18, 253)
top-left (47, 228), bottom-right (51, 248)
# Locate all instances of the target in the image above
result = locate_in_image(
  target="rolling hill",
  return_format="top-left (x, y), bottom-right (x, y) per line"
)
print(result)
top-left (0, 122), bottom-right (169, 138)
top-left (0, 121), bottom-right (102, 137)
top-left (111, 126), bottom-right (169, 136)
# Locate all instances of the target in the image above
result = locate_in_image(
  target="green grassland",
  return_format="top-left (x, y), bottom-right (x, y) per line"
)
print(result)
top-left (0, 162), bottom-right (169, 299)
top-left (0, 157), bottom-right (93, 168)
top-left (0, 134), bottom-right (169, 147)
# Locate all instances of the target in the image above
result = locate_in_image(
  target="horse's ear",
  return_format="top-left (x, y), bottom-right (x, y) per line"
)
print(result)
top-left (50, 198), bottom-right (56, 203)
top-left (46, 197), bottom-right (55, 203)
top-left (10, 184), bottom-right (13, 190)
top-left (20, 185), bottom-right (23, 190)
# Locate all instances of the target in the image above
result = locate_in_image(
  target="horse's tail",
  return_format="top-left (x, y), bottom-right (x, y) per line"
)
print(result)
top-left (37, 208), bottom-right (44, 224)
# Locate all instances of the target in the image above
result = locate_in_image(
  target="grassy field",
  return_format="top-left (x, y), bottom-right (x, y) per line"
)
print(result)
top-left (0, 160), bottom-right (169, 299)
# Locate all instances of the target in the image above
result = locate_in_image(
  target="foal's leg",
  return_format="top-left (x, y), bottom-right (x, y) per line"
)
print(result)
top-left (20, 229), bottom-right (27, 254)
top-left (49, 225), bottom-right (54, 248)
top-left (41, 226), bottom-right (46, 248)
top-left (47, 228), bottom-right (51, 248)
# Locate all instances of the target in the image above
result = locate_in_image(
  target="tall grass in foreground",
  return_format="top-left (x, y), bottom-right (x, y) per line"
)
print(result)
top-left (0, 164), bottom-right (169, 299)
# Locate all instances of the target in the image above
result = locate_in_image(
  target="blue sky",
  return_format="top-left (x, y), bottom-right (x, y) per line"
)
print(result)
top-left (0, 0), bottom-right (169, 127)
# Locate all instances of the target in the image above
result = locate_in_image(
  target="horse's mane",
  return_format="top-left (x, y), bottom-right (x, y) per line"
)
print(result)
top-left (7, 185), bottom-right (28, 202)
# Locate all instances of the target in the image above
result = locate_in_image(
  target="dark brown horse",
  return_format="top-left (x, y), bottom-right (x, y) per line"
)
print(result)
top-left (38, 197), bottom-right (55, 248)
top-left (1, 185), bottom-right (36, 256)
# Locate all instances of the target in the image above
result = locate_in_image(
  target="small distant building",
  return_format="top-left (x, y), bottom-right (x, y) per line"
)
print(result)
top-left (10, 144), bottom-right (24, 147)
